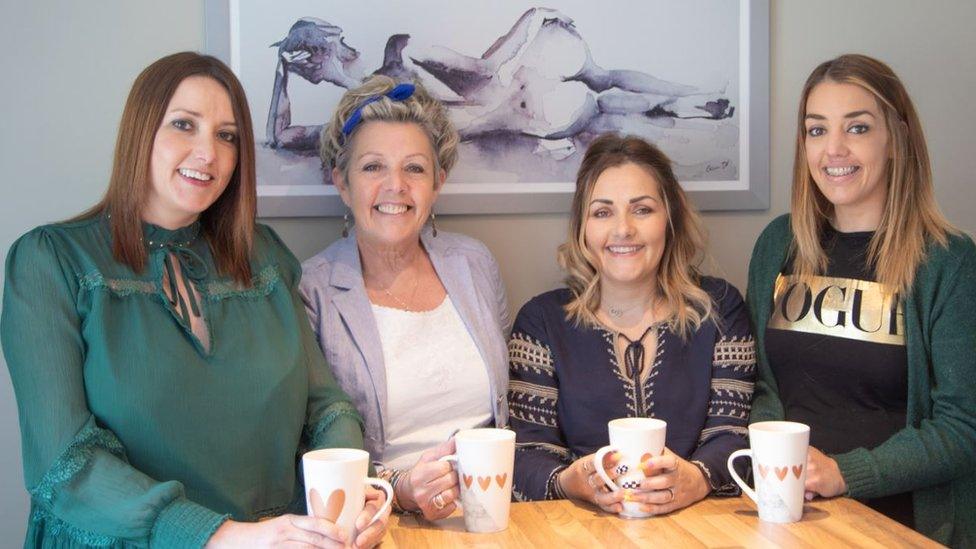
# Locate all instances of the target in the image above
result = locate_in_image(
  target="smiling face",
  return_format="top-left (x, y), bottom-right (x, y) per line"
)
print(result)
top-left (583, 162), bottom-right (669, 291)
top-left (804, 81), bottom-right (890, 229)
top-left (334, 121), bottom-right (444, 248)
top-left (145, 76), bottom-right (239, 229)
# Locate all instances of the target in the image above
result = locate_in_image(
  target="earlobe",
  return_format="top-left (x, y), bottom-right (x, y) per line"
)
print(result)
top-left (333, 167), bottom-right (352, 208)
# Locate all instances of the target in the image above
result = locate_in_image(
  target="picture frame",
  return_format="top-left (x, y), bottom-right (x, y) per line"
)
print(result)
top-left (205, 0), bottom-right (769, 216)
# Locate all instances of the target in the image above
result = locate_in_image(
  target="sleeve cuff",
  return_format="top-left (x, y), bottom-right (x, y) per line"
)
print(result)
top-left (833, 447), bottom-right (881, 499)
top-left (150, 497), bottom-right (229, 549)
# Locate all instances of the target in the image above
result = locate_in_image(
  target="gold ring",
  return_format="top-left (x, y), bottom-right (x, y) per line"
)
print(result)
top-left (664, 487), bottom-right (675, 503)
top-left (432, 493), bottom-right (446, 510)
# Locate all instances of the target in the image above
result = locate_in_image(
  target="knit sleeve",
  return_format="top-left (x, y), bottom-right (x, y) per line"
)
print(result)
top-left (834, 237), bottom-right (976, 499)
top-left (746, 219), bottom-right (787, 423)
top-left (1, 228), bottom-right (227, 548)
top-left (507, 298), bottom-right (571, 501)
top-left (689, 280), bottom-right (755, 495)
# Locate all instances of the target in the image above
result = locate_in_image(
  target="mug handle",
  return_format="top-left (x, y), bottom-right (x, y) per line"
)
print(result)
top-left (726, 449), bottom-right (757, 504)
top-left (363, 477), bottom-right (394, 528)
top-left (593, 445), bottom-right (620, 491)
top-left (439, 454), bottom-right (458, 467)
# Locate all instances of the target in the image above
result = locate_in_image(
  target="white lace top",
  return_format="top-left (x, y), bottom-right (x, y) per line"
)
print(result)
top-left (371, 296), bottom-right (492, 469)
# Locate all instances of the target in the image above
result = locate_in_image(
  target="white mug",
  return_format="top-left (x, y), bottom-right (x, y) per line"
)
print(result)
top-left (594, 417), bottom-right (667, 519)
top-left (727, 421), bottom-right (810, 523)
top-left (439, 428), bottom-right (515, 533)
top-left (302, 448), bottom-right (393, 540)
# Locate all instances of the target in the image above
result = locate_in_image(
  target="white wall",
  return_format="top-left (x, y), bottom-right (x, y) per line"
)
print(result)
top-left (2, 0), bottom-right (974, 541)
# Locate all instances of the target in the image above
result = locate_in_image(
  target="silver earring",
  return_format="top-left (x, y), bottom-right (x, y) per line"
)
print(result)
top-left (341, 211), bottom-right (351, 238)
top-left (430, 212), bottom-right (438, 238)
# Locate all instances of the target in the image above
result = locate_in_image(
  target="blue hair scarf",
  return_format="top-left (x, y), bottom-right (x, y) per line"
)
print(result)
top-left (341, 83), bottom-right (416, 136)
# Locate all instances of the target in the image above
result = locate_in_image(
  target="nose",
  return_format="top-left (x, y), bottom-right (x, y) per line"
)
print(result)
top-left (825, 130), bottom-right (849, 157)
top-left (613, 212), bottom-right (636, 238)
top-left (385, 168), bottom-right (408, 193)
top-left (193, 135), bottom-right (217, 165)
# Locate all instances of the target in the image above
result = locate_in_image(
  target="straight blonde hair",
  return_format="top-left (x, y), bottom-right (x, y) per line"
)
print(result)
top-left (790, 54), bottom-right (953, 295)
top-left (558, 134), bottom-right (712, 338)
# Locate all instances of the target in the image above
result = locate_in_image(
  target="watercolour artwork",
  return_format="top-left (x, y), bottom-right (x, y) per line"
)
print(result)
top-left (209, 0), bottom-right (766, 214)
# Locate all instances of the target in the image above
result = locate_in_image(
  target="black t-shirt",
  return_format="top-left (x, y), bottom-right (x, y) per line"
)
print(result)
top-left (764, 226), bottom-right (913, 527)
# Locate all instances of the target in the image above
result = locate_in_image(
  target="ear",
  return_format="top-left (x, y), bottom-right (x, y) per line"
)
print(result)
top-left (332, 167), bottom-right (353, 209)
top-left (432, 168), bottom-right (447, 200)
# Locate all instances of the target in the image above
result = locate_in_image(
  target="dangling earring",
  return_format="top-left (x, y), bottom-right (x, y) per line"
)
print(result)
top-left (341, 211), bottom-right (351, 238)
top-left (430, 212), bottom-right (438, 238)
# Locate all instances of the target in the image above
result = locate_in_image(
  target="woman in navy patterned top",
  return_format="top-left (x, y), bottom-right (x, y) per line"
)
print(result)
top-left (508, 134), bottom-right (755, 515)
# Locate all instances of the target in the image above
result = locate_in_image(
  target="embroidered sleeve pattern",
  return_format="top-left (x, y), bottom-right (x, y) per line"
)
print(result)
top-left (508, 319), bottom-right (573, 501)
top-left (692, 334), bottom-right (756, 495)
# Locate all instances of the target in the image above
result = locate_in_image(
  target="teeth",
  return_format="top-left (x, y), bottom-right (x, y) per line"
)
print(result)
top-left (376, 204), bottom-right (409, 214)
top-left (608, 245), bottom-right (641, 254)
top-left (179, 168), bottom-right (212, 181)
top-left (825, 166), bottom-right (858, 177)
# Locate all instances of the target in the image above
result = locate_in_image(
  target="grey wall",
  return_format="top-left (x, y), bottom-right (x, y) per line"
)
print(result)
top-left (2, 0), bottom-right (974, 540)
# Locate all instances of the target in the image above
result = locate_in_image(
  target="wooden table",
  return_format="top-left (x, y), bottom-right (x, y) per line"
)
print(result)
top-left (379, 496), bottom-right (940, 548)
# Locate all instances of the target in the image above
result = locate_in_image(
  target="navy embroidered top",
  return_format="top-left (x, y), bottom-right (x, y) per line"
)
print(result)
top-left (1, 215), bottom-right (364, 548)
top-left (507, 276), bottom-right (755, 501)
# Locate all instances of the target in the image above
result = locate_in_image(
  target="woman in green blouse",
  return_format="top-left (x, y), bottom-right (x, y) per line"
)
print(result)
top-left (1, 52), bottom-right (389, 548)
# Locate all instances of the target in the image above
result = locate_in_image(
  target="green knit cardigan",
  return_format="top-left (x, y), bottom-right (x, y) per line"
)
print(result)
top-left (746, 214), bottom-right (976, 547)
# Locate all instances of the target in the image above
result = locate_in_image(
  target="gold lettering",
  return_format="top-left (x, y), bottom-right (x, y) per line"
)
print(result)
top-left (768, 274), bottom-right (904, 346)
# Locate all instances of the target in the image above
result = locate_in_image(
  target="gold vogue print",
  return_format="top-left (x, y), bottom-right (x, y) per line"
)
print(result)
top-left (768, 273), bottom-right (905, 346)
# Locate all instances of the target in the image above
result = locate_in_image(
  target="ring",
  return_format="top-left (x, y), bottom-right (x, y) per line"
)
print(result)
top-left (432, 492), bottom-right (446, 510)
top-left (587, 474), bottom-right (599, 488)
top-left (583, 460), bottom-right (592, 473)
top-left (663, 487), bottom-right (675, 503)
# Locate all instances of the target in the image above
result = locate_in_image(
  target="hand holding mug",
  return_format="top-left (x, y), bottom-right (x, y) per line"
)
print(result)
top-left (803, 447), bottom-right (846, 500)
top-left (557, 452), bottom-right (625, 514)
top-left (397, 438), bottom-right (459, 520)
top-left (350, 486), bottom-right (391, 548)
top-left (206, 514), bottom-right (348, 548)
top-left (627, 448), bottom-right (710, 515)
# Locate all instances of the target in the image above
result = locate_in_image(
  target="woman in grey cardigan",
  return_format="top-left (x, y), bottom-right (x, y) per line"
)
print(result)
top-left (300, 75), bottom-right (510, 521)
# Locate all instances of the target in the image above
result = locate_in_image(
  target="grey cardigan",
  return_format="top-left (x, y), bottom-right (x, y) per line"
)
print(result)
top-left (299, 228), bottom-right (511, 459)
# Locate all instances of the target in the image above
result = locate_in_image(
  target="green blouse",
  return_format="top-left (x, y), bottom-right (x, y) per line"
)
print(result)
top-left (1, 215), bottom-right (365, 548)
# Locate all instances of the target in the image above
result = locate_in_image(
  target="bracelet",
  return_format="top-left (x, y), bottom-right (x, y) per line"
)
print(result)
top-left (385, 468), bottom-right (420, 515)
top-left (546, 465), bottom-right (570, 500)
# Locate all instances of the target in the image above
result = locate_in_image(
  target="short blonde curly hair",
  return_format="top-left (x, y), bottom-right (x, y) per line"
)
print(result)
top-left (319, 75), bottom-right (459, 182)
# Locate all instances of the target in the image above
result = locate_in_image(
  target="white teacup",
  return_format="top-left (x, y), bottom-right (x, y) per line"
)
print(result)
top-left (302, 448), bottom-right (393, 540)
top-left (594, 417), bottom-right (667, 518)
top-left (727, 421), bottom-right (810, 523)
top-left (439, 428), bottom-right (515, 533)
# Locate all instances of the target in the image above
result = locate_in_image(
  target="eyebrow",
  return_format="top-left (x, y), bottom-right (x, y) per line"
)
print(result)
top-left (805, 110), bottom-right (876, 121)
top-left (357, 151), bottom-right (432, 161)
top-left (589, 195), bottom-right (659, 206)
top-left (168, 108), bottom-right (237, 128)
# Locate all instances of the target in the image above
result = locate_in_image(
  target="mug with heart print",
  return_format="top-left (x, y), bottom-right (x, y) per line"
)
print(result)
top-left (727, 421), bottom-right (810, 523)
top-left (302, 448), bottom-right (393, 540)
top-left (439, 428), bottom-right (515, 533)
top-left (593, 417), bottom-right (667, 518)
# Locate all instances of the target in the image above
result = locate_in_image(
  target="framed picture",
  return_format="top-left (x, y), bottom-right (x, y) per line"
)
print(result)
top-left (205, 0), bottom-right (769, 216)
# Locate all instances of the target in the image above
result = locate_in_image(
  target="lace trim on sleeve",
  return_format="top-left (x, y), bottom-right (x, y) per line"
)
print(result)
top-left (305, 401), bottom-right (364, 448)
top-left (31, 417), bottom-right (126, 505)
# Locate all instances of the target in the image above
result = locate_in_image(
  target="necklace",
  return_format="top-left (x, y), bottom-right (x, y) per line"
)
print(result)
top-left (381, 275), bottom-right (420, 310)
top-left (602, 294), bottom-right (658, 321)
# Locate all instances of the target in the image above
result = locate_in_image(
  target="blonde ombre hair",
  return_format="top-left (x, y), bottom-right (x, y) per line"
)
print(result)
top-left (790, 54), bottom-right (954, 295)
top-left (558, 134), bottom-right (713, 338)
top-left (319, 75), bottom-right (459, 183)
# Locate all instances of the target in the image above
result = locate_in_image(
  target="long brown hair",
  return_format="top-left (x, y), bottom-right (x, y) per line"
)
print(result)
top-left (790, 54), bottom-right (953, 294)
top-left (558, 133), bottom-right (712, 338)
top-left (77, 52), bottom-right (256, 284)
